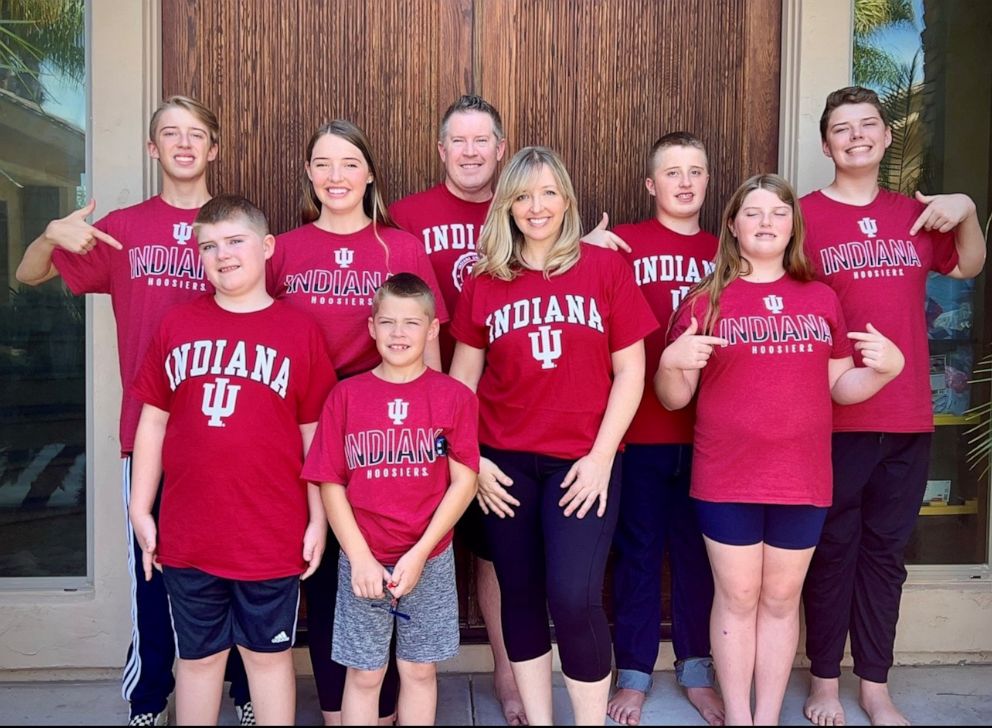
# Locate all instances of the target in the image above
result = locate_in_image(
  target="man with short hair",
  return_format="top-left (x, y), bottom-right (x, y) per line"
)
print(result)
top-left (390, 94), bottom-right (525, 725)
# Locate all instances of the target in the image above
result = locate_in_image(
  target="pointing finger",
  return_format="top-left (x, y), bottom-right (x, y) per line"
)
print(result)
top-left (91, 227), bottom-right (124, 250)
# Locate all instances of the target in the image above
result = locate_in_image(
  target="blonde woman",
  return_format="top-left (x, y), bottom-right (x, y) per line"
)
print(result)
top-left (656, 174), bottom-right (904, 725)
top-left (449, 146), bottom-right (657, 725)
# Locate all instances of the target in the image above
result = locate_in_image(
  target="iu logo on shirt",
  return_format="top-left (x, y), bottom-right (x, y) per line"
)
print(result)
top-left (857, 217), bottom-right (878, 237)
top-left (201, 378), bottom-right (241, 427)
top-left (763, 294), bottom-right (784, 314)
top-left (529, 325), bottom-right (563, 369)
top-left (452, 252), bottom-right (478, 292)
top-left (172, 222), bottom-right (193, 246)
top-left (388, 398), bottom-right (409, 425)
top-left (334, 248), bottom-right (354, 268)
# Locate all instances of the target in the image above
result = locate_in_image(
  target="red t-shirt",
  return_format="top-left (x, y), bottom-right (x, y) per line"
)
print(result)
top-left (451, 245), bottom-right (659, 460)
top-left (132, 296), bottom-right (338, 580)
top-left (617, 219), bottom-right (717, 444)
top-left (671, 275), bottom-right (852, 506)
top-left (268, 223), bottom-right (448, 378)
top-left (389, 184), bottom-right (491, 368)
top-left (802, 190), bottom-right (958, 433)
top-left (52, 196), bottom-right (212, 453)
top-left (301, 368), bottom-right (480, 564)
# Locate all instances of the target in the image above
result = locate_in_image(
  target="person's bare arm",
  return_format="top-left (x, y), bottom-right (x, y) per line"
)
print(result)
top-left (911, 192), bottom-right (986, 279)
top-left (654, 317), bottom-right (726, 410)
top-left (15, 200), bottom-right (122, 286)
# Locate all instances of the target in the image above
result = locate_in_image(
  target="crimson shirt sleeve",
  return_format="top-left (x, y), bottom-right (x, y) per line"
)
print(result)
top-left (450, 274), bottom-right (488, 349)
top-left (50, 213), bottom-right (116, 295)
top-left (667, 295), bottom-right (706, 343)
top-left (930, 229), bottom-right (959, 275)
top-left (605, 254), bottom-right (660, 352)
top-left (130, 321), bottom-right (173, 412)
top-left (298, 322), bottom-right (338, 424)
top-left (828, 291), bottom-right (853, 359)
top-left (447, 386), bottom-right (480, 472)
top-left (300, 387), bottom-right (350, 486)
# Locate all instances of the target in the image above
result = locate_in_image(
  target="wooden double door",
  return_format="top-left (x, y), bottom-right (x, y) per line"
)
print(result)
top-left (162, 0), bottom-right (782, 640)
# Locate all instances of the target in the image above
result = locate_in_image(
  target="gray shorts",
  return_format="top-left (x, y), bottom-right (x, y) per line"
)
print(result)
top-left (332, 545), bottom-right (459, 670)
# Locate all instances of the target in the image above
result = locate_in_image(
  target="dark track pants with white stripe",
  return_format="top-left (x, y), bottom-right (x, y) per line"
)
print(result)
top-left (122, 457), bottom-right (250, 716)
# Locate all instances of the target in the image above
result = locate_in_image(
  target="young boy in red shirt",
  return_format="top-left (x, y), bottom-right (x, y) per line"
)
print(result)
top-left (129, 195), bottom-right (337, 725)
top-left (302, 273), bottom-right (479, 726)
top-left (801, 86), bottom-right (986, 727)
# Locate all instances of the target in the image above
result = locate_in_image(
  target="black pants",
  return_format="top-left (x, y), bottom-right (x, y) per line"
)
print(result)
top-left (482, 447), bottom-right (621, 682)
top-left (304, 538), bottom-right (399, 715)
top-left (803, 432), bottom-right (931, 683)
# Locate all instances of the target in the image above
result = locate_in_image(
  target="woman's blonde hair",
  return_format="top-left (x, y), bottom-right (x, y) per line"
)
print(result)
top-left (678, 173), bottom-right (813, 336)
top-left (474, 146), bottom-right (583, 281)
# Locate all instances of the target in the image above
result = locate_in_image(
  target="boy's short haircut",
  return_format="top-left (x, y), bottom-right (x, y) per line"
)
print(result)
top-left (439, 95), bottom-right (505, 142)
top-left (150, 95), bottom-right (220, 145)
top-left (372, 273), bottom-right (437, 320)
top-left (648, 131), bottom-right (708, 175)
top-left (194, 194), bottom-right (269, 237)
top-left (819, 86), bottom-right (888, 140)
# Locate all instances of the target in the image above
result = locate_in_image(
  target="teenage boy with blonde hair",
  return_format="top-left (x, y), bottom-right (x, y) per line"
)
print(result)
top-left (15, 96), bottom-right (255, 727)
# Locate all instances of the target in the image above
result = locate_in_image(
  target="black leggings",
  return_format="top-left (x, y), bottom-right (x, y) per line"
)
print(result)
top-left (481, 447), bottom-right (621, 682)
top-left (304, 541), bottom-right (399, 715)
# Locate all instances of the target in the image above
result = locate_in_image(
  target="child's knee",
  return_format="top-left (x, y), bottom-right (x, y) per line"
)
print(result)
top-left (348, 665), bottom-right (387, 691)
top-left (398, 659), bottom-right (436, 684)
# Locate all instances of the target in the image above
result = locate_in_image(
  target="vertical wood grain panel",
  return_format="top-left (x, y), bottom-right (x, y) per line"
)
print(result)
top-left (161, 0), bottom-right (782, 637)
top-left (162, 0), bottom-right (473, 235)
top-left (476, 0), bottom-right (782, 234)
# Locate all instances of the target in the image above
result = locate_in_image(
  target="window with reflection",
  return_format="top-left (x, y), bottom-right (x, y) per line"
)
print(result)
top-left (0, 0), bottom-right (87, 578)
top-left (853, 0), bottom-right (991, 565)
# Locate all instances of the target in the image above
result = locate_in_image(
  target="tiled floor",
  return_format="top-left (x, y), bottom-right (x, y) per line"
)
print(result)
top-left (1, 665), bottom-right (990, 725)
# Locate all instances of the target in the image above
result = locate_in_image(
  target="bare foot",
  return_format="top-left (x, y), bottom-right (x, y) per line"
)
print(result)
top-left (686, 686), bottom-right (725, 726)
top-left (859, 679), bottom-right (910, 726)
top-left (805, 675), bottom-right (846, 726)
top-left (607, 687), bottom-right (646, 726)
top-left (494, 669), bottom-right (528, 726)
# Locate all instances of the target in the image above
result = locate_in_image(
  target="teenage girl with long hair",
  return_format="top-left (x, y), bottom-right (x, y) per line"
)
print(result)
top-left (656, 173), bottom-right (904, 726)
top-left (269, 119), bottom-right (447, 725)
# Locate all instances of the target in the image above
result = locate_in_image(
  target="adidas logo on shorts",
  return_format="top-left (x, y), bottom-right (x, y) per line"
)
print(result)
top-left (270, 630), bottom-right (290, 644)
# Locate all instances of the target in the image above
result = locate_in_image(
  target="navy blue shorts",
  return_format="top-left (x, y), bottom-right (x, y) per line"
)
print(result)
top-left (162, 567), bottom-right (300, 659)
top-left (693, 500), bottom-right (828, 550)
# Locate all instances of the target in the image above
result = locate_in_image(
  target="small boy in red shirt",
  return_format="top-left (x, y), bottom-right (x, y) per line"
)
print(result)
top-left (129, 195), bottom-right (337, 725)
top-left (302, 273), bottom-right (479, 726)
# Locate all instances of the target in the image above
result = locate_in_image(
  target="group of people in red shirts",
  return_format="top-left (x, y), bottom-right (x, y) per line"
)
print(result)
top-left (15, 86), bottom-right (986, 727)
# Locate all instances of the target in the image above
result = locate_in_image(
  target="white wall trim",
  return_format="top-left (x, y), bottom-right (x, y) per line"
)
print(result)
top-left (777, 0), bottom-right (854, 195)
